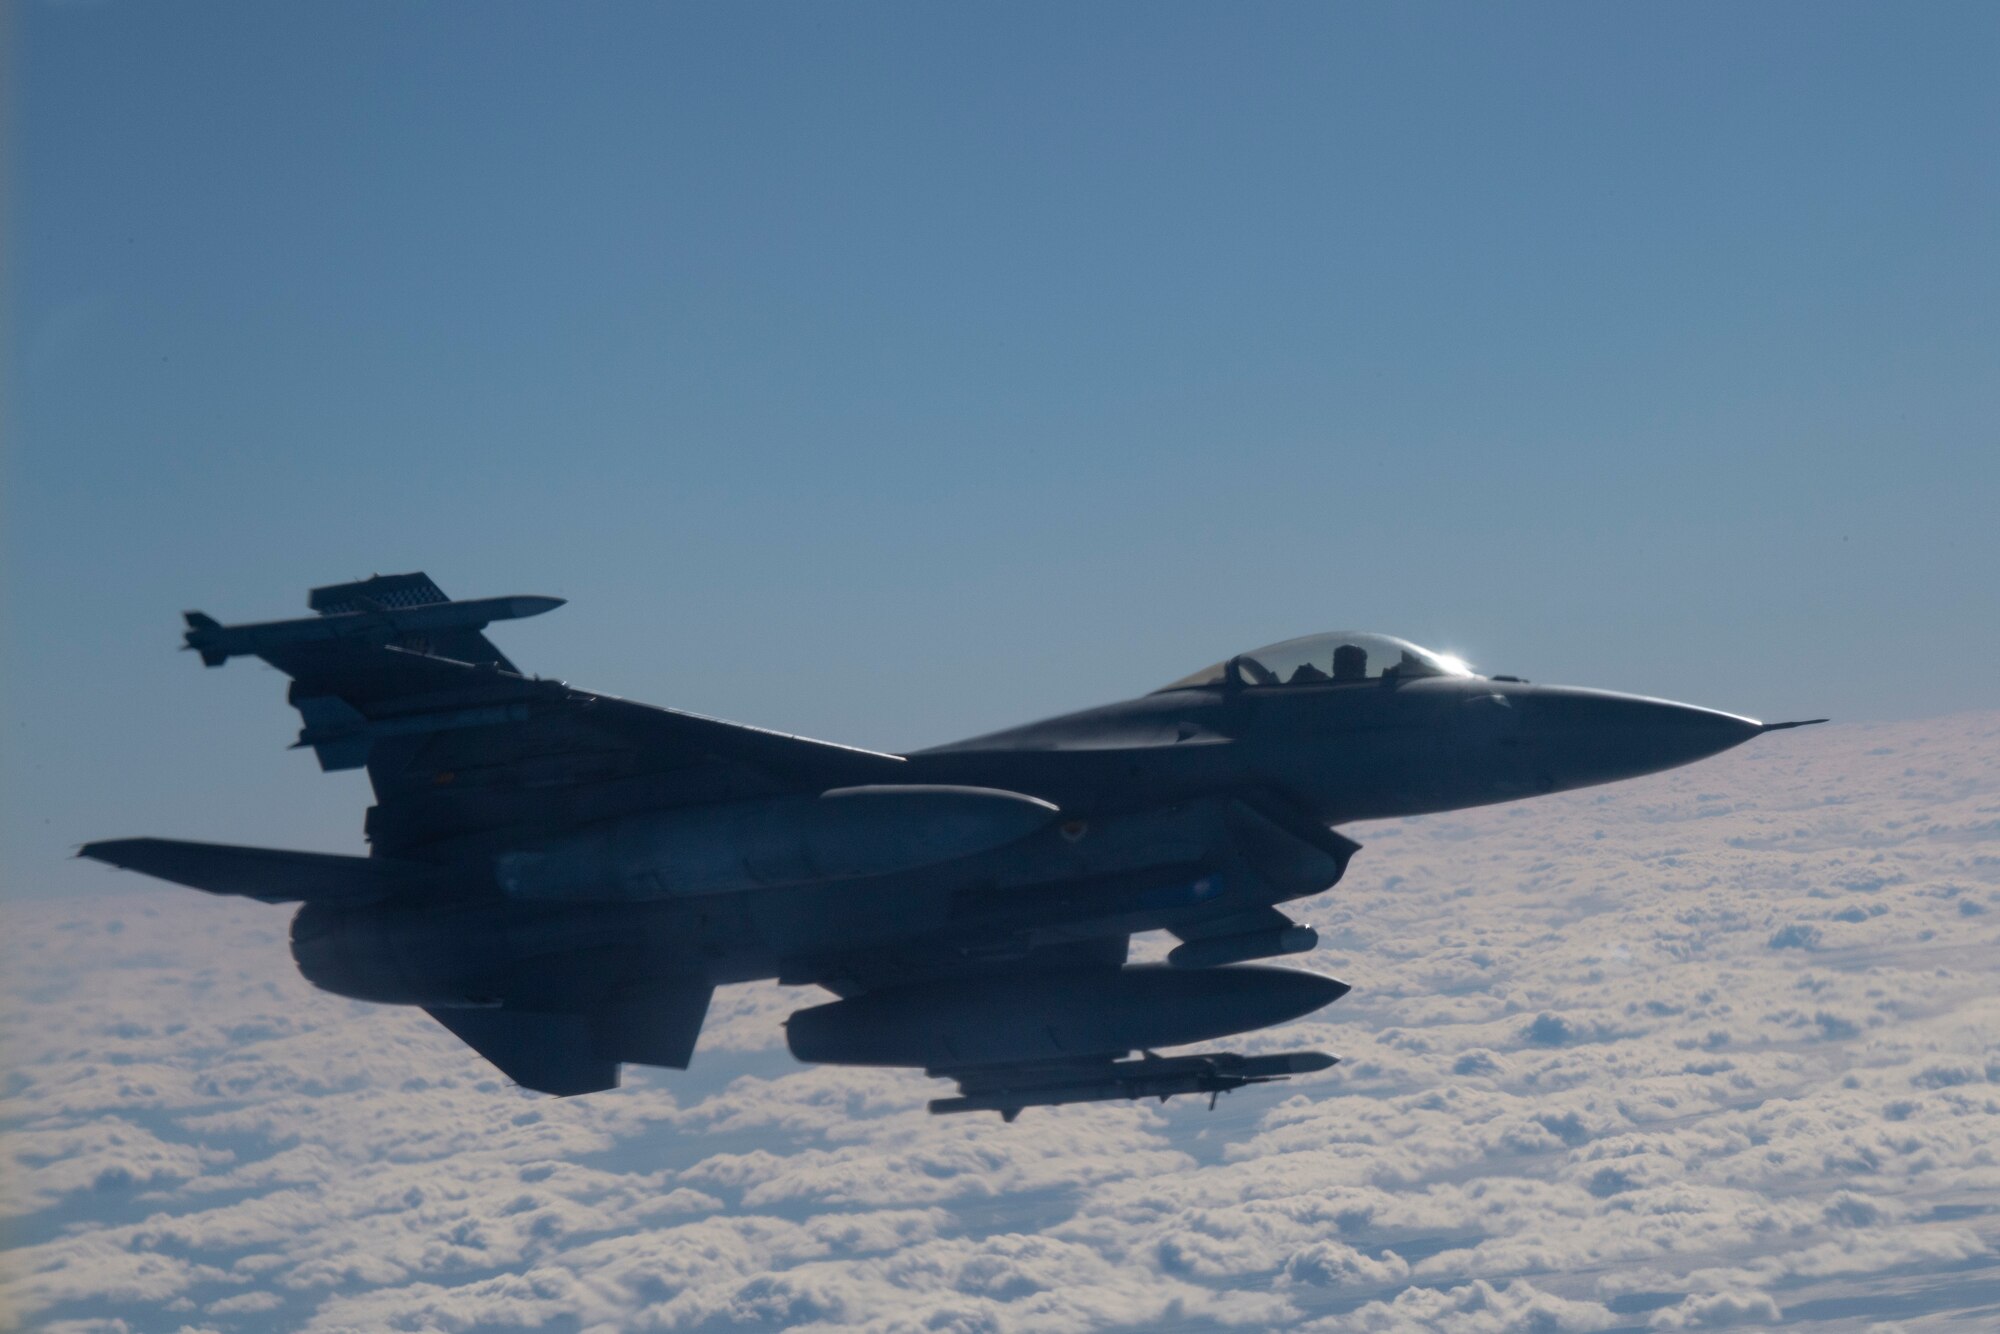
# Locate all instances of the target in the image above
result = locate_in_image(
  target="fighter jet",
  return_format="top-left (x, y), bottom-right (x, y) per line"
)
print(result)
top-left (83, 573), bottom-right (1823, 1118)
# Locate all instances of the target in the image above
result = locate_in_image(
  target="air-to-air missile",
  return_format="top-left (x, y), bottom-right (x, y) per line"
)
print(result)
top-left (182, 592), bottom-right (563, 666)
top-left (929, 1050), bottom-right (1341, 1120)
top-left (84, 572), bottom-right (1825, 1117)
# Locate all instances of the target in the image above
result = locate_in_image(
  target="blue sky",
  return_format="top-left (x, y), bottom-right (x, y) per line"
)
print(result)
top-left (6, 3), bottom-right (1996, 895)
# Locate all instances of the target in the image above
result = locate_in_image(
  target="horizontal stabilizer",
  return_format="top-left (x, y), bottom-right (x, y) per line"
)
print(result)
top-left (426, 980), bottom-right (712, 1096)
top-left (79, 837), bottom-right (433, 904)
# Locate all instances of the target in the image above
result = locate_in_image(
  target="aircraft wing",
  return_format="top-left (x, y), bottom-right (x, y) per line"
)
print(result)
top-left (182, 573), bottom-right (905, 855)
top-left (358, 671), bottom-right (907, 855)
top-left (425, 978), bottom-right (713, 1096)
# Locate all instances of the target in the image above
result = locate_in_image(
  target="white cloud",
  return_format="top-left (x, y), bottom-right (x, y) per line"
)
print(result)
top-left (1647, 1290), bottom-right (1783, 1329)
top-left (4, 711), bottom-right (1998, 1330)
top-left (1320, 1278), bottom-right (1616, 1333)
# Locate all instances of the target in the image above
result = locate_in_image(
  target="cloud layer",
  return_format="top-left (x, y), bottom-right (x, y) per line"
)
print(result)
top-left (5, 711), bottom-right (1998, 1332)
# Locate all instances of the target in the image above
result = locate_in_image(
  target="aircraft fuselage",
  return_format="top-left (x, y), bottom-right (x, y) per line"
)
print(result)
top-left (87, 581), bottom-right (1821, 1109)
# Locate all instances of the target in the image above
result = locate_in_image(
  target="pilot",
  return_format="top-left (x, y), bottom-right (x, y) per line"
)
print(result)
top-left (1332, 644), bottom-right (1367, 681)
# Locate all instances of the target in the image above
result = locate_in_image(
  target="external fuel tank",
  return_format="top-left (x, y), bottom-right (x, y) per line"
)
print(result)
top-left (785, 964), bottom-right (1349, 1069)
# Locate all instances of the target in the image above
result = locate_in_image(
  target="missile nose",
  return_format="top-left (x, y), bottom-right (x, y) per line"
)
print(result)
top-left (503, 596), bottom-right (566, 618)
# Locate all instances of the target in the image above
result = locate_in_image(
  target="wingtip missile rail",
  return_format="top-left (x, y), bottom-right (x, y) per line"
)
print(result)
top-left (181, 595), bottom-right (565, 666)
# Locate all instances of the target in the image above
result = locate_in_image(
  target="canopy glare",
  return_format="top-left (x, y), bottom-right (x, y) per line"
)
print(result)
top-left (1156, 632), bottom-right (1477, 693)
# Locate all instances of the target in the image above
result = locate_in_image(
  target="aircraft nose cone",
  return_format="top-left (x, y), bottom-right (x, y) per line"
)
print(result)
top-left (1528, 688), bottom-right (1761, 790)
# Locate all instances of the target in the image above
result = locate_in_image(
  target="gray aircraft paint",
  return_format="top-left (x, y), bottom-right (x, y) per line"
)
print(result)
top-left (81, 574), bottom-right (1822, 1118)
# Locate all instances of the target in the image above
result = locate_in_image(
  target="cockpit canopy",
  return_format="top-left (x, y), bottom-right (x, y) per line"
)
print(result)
top-left (1155, 632), bottom-right (1478, 692)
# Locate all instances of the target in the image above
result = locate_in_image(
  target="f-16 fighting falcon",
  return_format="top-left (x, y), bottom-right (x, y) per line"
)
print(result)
top-left (83, 574), bottom-right (1824, 1118)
